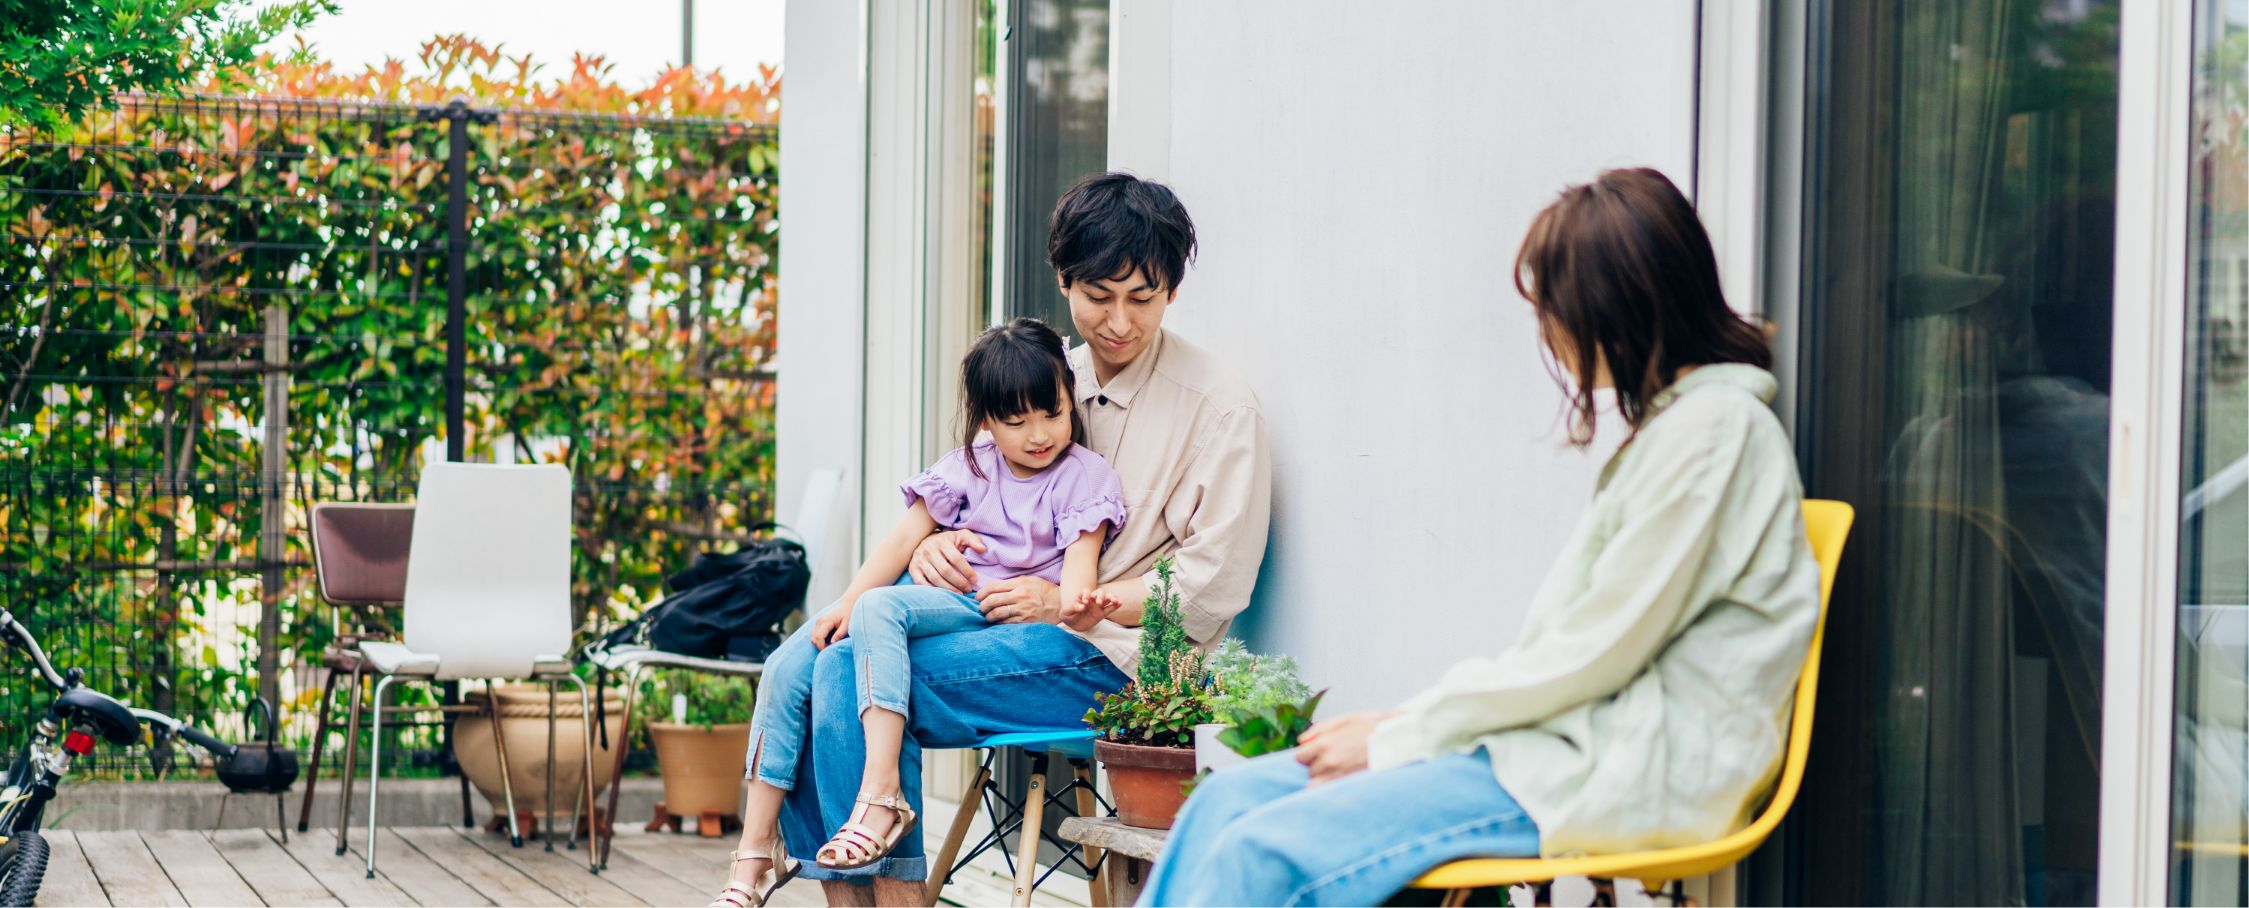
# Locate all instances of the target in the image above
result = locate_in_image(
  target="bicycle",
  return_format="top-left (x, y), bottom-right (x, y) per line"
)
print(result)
top-left (0, 607), bottom-right (246, 907)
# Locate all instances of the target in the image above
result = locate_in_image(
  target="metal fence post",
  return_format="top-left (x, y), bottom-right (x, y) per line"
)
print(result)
top-left (259, 303), bottom-right (289, 711)
top-left (444, 98), bottom-right (470, 462)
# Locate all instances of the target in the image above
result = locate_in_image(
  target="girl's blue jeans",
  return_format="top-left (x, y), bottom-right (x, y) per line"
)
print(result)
top-left (744, 578), bottom-right (1128, 882)
top-left (1138, 749), bottom-right (1541, 907)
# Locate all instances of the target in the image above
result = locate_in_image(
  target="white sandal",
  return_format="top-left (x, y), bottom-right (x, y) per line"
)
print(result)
top-left (815, 791), bottom-right (919, 870)
top-left (709, 837), bottom-right (798, 908)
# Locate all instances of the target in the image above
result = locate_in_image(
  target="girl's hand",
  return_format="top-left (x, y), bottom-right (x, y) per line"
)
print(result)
top-left (1296, 711), bottom-right (1396, 785)
top-left (812, 603), bottom-right (854, 649)
top-left (1062, 589), bottom-right (1126, 631)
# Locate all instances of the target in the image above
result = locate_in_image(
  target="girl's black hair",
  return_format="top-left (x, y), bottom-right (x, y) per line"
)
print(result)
top-left (960, 317), bottom-right (1088, 478)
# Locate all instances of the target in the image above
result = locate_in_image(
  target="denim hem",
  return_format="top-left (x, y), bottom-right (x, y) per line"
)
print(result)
top-left (746, 770), bottom-right (795, 791)
top-left (856, 696), bottom-right (911, 721)
top-left (792, 854), bottom-right (928, 882)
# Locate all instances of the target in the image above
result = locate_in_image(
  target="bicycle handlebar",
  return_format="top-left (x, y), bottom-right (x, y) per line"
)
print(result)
top-left (0, 609), bottom-right (71, 692)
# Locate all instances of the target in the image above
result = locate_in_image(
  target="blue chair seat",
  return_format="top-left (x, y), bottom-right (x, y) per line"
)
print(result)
top-left (970, 729), bottom-right (1097, 758)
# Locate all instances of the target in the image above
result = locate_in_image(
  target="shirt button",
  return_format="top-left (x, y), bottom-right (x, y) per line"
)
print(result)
top-left (1097, 396), bottom-right (1110, 406)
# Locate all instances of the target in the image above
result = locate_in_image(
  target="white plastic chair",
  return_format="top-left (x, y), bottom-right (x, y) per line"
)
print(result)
top-left (356, 462), bottom-right (601, 877)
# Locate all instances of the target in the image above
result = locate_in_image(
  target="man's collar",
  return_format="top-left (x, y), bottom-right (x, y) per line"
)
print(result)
top-left (1072, 330), bottom-right (1166, 410)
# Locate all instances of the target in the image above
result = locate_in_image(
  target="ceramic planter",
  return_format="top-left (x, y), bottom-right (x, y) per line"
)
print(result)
top-left (1193, 722), bottom-right (1247, 774)
top-left (453, 684), bottom-right (627, 818)
top-left (1094, 738), bottom-right (1198, 829)
top-left (649, 722), bottom-right (751, 817)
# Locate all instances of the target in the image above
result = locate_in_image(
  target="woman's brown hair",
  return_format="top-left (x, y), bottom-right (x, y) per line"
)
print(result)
top-left (1515, 167), bottom-right (1772, 446)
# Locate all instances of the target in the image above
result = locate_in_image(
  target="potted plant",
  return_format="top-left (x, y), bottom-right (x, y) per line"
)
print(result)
top-left (1200, 639), bottom-right (1323, 772)
top-left (635, 670), bottom-right (758, 835)
top-left (1085, 558), bottom-right (1213, 829)
top-left (453, 681), bottom-right (629, 832)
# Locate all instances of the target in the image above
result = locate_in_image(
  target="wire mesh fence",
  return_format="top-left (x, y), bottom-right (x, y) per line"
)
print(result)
top-left (0, 93), bottom-right (779, 776)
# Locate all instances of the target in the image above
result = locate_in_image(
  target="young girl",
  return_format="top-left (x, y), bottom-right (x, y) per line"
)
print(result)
top-left (710, 317), bottom-right (1128, 908)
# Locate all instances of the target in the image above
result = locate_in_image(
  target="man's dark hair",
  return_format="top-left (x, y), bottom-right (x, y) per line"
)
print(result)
top-left (1047, 172), bottom-right (1198, 292)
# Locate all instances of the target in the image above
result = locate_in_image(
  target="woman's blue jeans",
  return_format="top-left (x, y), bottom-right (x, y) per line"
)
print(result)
top-left (1138, 749), bottom-right (1540, 907)
top-left (744, 579), bottom-right (1128, 882)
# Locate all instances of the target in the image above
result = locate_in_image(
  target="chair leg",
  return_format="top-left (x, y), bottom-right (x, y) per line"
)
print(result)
top-left (560, 673), bottom-right (601, 874)
top-left (297, 666), bottom-right (339, 833)
top-left (364, 674), bottom-right (400, 879)
top-left (1010, 754), bottom-right (1049, 908)
top-left (595, 664), bottom-right (644, 868)
top-left (334, 665), bottom-right (367, 856)
top-left (924, 760), bottom-right (992, 908)
top-left (460, 767), bottom-right (476, 828)
top-left (1440, 889), bottom-right (1470, 908)
top-left (486, 680), bottom-right (524, 848)
top-left (1069, 759), bottom-right (1107, 908)
top-left (545, 681), bottom-right (558, 852)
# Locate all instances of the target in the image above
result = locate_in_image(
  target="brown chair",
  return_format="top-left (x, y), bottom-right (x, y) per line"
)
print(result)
top-left (295, 503), bottom-right (478, 853)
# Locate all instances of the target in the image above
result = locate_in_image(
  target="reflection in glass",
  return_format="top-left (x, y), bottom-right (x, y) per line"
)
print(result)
top-left (1001, 0), bottom-right (1108, 329)
top-left (1798, 0), bottom-right (2118, 903)
top-left (2171, 1), bottom-right (2249, 903)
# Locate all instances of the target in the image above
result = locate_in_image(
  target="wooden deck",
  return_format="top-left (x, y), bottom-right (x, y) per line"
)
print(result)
top-left (34, 826), bottom-right (829, 907)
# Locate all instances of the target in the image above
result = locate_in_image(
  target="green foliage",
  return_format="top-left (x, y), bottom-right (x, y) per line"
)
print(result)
top-left (0, 0), bottom-right (334, 130)
top-left (1216, 689), bottom-right (1324, 760)
top-left (1135, 556), bottom-right (1192, 687)
top-left (1084, 650), bottom-right (1212, 749)
top-left (1204, 638), bottom-right (1311, 725)
top-left (630, 669), bottom-right (754, 732)
top-left (0, 36), bottom-right (782, 764)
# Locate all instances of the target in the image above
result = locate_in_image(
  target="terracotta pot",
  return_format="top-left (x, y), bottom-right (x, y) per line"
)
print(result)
top-left (453, 684), bottom-right (628, 818)
top-left (1095, 738), bottom-right (1198, 829)
top-left (649, 722), bottom-right (750, 817)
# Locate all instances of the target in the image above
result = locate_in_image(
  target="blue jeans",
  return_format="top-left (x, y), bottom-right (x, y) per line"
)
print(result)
top-left (1139, 749), bottom-right (1540, 907)
top-left (743, 581), bottom-right (986, 791)
top-left (755, 588), bottom-right (1130, 883)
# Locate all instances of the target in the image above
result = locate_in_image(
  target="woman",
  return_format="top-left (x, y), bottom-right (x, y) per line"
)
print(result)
top-left (1138, 167), bottom-right (1823, 907)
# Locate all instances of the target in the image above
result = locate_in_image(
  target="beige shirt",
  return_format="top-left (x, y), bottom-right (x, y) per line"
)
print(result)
top-left (1065, 330), bottom-right (1273, 679)
top-left (1367, 365), bottom-right (1821, 857)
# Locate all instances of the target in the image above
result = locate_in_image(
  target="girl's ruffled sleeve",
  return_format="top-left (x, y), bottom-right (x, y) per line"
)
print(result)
top-left (1051, 452), bottom-right (1128, 547)
top-left (900, 448), bottom-right (974, 527)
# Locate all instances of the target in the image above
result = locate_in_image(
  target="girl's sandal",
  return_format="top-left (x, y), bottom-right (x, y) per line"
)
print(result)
top-left (814, 792), bottom-right (919, 870)
top-left (709, 838), bottom-right (798, 908)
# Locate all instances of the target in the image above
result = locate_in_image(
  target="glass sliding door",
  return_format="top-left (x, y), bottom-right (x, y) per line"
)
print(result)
top-left (2171, 0), bottom-right (2249, 902)
top-left (998, 0), bottom-right (1108, 329)
top-left (1791, 1), bottom-right (2121, 903)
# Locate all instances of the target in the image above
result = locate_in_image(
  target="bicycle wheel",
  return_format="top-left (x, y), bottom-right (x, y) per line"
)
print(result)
top-left (0, 830), bottom-right (47, 908)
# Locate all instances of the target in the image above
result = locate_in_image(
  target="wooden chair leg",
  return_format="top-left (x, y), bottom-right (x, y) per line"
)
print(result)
top-left (924, 761), bottom-right (991, 908)
top-left (1069, 759), bottom-right (1107, 908)
top-left (1440, 889), bottom-right (1470, 908)
top-left (296, 665), bottom-right (339, 833)
top-left (332, 665), bottom-right (366, 856)
top-left (1010, 754), bottom-right (1049, 908)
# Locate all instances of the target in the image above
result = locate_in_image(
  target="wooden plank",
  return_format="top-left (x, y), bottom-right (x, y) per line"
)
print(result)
top-left (272, 829), bottom-right (420, 908)
top-left (605, 832), bottom-right (823, 908)
top-left (560, 846), bottom-right (706, 908)
top-left (141, 831), bottom-right (263, 907)
top-left (448, 829), bottom-right (646, 907)
top-left (74, 832), bottom-right (187, 907)
top-left (34, 830), bottom-right (112, 908)
top-left (390, 828), bottom-right (564, 907)
top-left (207, 831), bottom-right (341, 908)
top-left (351, 829), bottom-right (495, 908)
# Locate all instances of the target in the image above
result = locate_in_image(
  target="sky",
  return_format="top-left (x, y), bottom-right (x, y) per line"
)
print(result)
top-left (278, 0), bottom-right (785, 87)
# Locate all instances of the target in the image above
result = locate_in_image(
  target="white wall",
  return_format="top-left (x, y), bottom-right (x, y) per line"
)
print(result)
top-left (776, 0), bottom-right (867, 608)
top-left (1123, 1), bottom-right (1698, 711)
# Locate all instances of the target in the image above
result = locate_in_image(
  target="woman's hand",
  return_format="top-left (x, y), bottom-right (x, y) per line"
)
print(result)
top-left (1296, 711), bottom-right (1396, 785)
top-left (908, 530), bottom-right (987, 593)
top-left (812, 603), bottom-right (854, 649)
top-left (977, 576), bottom-right (1063, 625)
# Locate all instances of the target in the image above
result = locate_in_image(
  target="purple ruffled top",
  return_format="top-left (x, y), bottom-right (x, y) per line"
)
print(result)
top-left (899, 440), bottom-right (1127, 587)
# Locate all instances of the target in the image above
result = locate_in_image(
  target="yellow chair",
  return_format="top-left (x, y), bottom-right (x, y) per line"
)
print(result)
top-left (1409, 499), bottom-right (1854, 907)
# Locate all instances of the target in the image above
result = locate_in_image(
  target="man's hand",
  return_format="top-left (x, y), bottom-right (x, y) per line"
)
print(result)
top-left (812, 603), bottom-right (853, 649)
top-left (1296, 711), bottom-right (1396, 785)
top-left (908, 530), bottom-right (987, 593)
top-left (977, 576), bottom-right (1063, 625)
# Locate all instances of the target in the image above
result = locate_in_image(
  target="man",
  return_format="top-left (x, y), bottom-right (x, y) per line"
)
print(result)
top-left (782, 172), bottom-right (1273, 906)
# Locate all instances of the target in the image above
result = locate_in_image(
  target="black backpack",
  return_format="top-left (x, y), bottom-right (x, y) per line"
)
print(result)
top-left (604, 527), bottom-right (811, 661)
